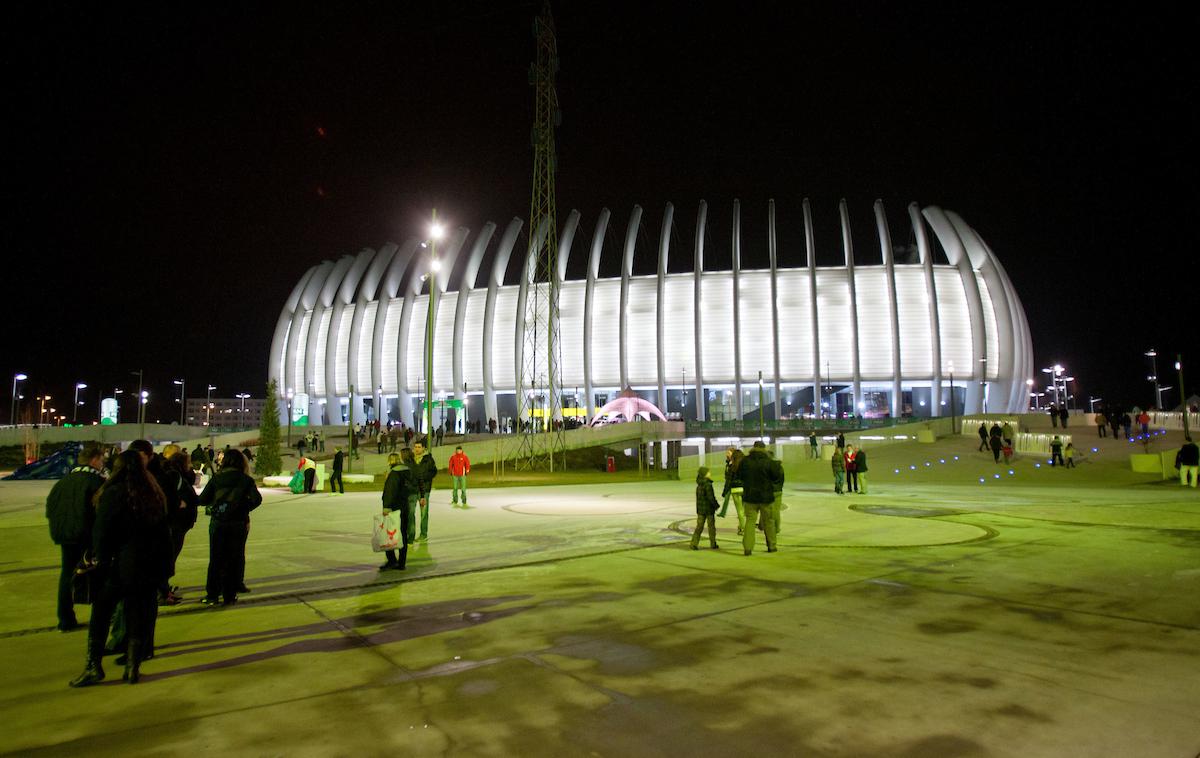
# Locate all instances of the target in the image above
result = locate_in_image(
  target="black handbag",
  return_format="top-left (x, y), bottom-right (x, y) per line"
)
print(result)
top-left (72, 562), bottom-right (97, 605)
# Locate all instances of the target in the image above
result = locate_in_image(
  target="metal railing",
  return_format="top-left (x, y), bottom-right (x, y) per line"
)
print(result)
top-left (684, 417), bottom-right (901, 435)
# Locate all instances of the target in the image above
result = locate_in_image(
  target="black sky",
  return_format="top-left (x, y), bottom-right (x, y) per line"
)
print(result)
top-left (3, 2), bottom-right (1197, 422)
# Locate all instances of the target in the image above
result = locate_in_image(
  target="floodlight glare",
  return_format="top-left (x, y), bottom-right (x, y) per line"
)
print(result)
top-left (15, 373), bottom-right (27, 381)
top-left (430, 223), bottom-right (445, 240)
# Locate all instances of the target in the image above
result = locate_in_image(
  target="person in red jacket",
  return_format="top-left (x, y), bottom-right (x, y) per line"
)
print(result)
top-left (449, 446), bottom-right (470, 508)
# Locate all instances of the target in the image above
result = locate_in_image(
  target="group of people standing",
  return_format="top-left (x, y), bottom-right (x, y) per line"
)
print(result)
top-left (830, 437), bottom-right (869, 494)
top-left (377, 442), bottom-right (440, 570)
top-left (47, 439), bottom-right (262, 688)
top-left (692, 441), bottom-right (784, 555)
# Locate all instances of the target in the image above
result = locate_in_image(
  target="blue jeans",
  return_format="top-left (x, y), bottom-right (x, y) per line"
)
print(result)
top-left (451, 475), bottom-right (467, 504)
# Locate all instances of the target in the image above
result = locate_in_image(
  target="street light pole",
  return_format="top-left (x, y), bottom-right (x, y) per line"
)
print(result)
top-left (758, 370), bottom-right (765, 439)
top-left (11, 373), bottom-right (27, 425)
top-left (235, 393), bottom-right (250, 429)
top-left (287, 388), bottom-right (294, 447)
top-left (73, 382), bottom-right (87, 424)
top-left (425, 210), bottom-right (444, 443)
top-left (206, 384), bottom-right (216, 450)
top-left (1178, 355), bottom-right (1189, 438)
top-left (174, 379), bottom-right (186, 425)
top-left (130, 370), bottom-right (144, 439)
top-left (1146, 349), bottom-right (1162, 409)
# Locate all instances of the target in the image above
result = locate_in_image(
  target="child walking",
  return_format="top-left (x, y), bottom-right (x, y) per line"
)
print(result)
top-left (691, 467), bottom-right (720, 550)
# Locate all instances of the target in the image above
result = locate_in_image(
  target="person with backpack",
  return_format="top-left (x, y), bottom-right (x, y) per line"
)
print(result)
top-left (198, 450), bottom-right (261, 607)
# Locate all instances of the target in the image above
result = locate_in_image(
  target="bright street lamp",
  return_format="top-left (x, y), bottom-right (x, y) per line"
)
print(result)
top-left (73, 383), bottom-right (87, 424)
top-left (235, 393), bottom-right (251, 428)
top-left (1145, 349), bottom-right (1163, 408)
top-left (173, 379), bottom-right (186, 425)
top-left (11, 373), bottom-right (27, 426)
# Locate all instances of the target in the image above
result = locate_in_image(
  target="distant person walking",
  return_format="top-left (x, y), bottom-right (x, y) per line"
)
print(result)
top-left (1095, 412), bottom-right (1108, 438)
top-left (1121, 412), bottom-right (1132, 439)
top-left (1176, 437), bottom-right (1199, 487)
top-left (808, 432), bottom-right (819, 460)
top-left (1137, 410), bottom-right (1150, 437)
top-left (989, 431), bottom-right (1003, 463)
top-left (977, 423), bottom-right (989, 452)
top-left (738, 441), bottom-right (782, 555)
top-left (329, 448), bottom-right (345, 494)
top-left (690, 467), bottom-right (720, 550)
top-left (45, 443), bottom-right (105, 632)
top-left (448, 446), bottom-right (470, 507)
top-left (1049, 404), bottom-right (1059, 428)
top-left (717, 447), bottom-right (736, 517)
top-left (1064, 442), bottom-right (1077, 468)
top-left (855, 446), bottom-right (869, 495)
top-left (1050, 436), bottom-right (1065, 467)
top-left (1109, 412), bottom-right (1122, 440)
top-left (1059, 406), bottom-right (1069, 429)
top-left (832, 446), bottom-right (846, 495)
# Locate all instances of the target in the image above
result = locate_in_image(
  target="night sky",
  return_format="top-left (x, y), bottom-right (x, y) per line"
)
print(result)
top-left (4, 3), bottom-right (1196, 423)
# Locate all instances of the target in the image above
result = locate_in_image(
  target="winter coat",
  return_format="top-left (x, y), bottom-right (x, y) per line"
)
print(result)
top-left (93, 486), bottom-right (173, 590)
top-left (198, 469), bottom-right (262, 524)
top-left (721, 458), bottom-right (743, 497)
top-left (831, 452), bottom-right (845, 474)
top-left (382, 464), bottom-right (415, 512)
top-left (161, 468), bottom-right (199, 531)
top-left (1178, 442), bottom-right (1200, 467)
top-left (414, 453), bottom-right (438, 498)
top-left (449, 452), bottom-right (471, 477)
top-left (855, 450), bottom-right (869, 473)
top-left (332, 450), bottom-right (344, 473)
top-left (45, 466), bottom-right (104, 545)
top-left (695, 476), bottom-right (720, 516)
top-left (844, 451), bottom-right (857, 472)
top-left (739, 449), bottom-right (782, 504)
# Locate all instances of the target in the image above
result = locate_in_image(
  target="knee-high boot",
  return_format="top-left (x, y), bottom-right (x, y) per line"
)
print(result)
top-left (68, 634), bottom-right (106, 688)
top-left (123, 639), bottom-right (143, 684)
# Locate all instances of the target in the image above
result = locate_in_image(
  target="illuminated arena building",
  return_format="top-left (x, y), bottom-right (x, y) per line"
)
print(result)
top-left (269, 200), bottom-right (1032, 428)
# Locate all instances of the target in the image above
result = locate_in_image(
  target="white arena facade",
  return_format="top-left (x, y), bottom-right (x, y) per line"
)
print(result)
top-left (268, 199), bottom-right (1033, 428)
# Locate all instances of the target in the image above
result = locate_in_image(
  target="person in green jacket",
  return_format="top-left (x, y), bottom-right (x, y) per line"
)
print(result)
top-left (831, 446), bottom-right (846, 494)
top-left (690, 467), bottom-right (720, 550)
top-left (46, 443), bottom-right (105, 631)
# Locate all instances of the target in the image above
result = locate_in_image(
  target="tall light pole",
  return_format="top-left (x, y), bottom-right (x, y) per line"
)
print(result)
top-left (235, 393), bottom-right (251, 429)
top-left (1145, 349), bottom-right (1163, 409)
top-left (139, 390), bottom-right (148, 438)
top-left (286, 387), bottom-right (294, 447)
top-left (425, 212), bottom-right (444, 442)
top-left (979, 357), bottom-right (989, 414)
top-left (72, 383), bottom-right (87, 424)
top-left (1026, 378), bottom-right (1034, 411)
top-left (173, 379), bottom-right (186, 425)
top-left (11, 373), bottom-right (27, 425)
top-left (1177, 356), bottom-right (1189, 438)
top-left (38, 395), bottom-right (51, 426)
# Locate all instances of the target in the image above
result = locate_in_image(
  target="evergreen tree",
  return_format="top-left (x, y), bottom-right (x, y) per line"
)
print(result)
top-left (254, 379), bottom-right (282, 477)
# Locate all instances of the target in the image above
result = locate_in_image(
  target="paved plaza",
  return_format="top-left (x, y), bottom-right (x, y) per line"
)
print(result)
top-left (1, 433), bottom-right (1198, 757)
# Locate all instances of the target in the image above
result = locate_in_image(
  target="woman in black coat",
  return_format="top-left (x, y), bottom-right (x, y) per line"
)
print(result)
top-left (379, 451), bottom-right (416, 570)
top-left (69, 450), bottom-right (172, 687)
top-left (199, 449), bottom-right (261, 607)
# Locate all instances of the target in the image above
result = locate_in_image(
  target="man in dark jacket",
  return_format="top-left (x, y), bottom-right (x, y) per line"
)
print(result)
top-left (330, 447), bottom-right (345, 494)
top-left (412, 441), bottom-right (437, 541)
top-left (856, 447), bottom-right (870, 495)
top-left (738, 441), bottom-right (782, 555)
top-left (45, 443), bottom-right (105, 631)
top-left (1177, 436), bottom-right (1199, 488)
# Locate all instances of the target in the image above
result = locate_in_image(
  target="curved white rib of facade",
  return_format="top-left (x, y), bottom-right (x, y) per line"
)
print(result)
top-left (272, 201), bottom-right (1032, 426)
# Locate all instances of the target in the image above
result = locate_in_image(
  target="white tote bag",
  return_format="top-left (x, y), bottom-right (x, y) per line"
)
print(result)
top-left (371, 511), bottom-right (402, 552)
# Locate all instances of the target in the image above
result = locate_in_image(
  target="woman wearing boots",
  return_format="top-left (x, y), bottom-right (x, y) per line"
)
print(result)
top-left (379, 451), bottom-right (415, 570)
top-left (69, 450), bottom-right (172, 687)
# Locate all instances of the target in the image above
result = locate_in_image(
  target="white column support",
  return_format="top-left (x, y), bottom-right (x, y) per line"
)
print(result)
top-left (732, 199), bottom-right (743, 418)
top-left (452, 223), bottom-right (497, 401)
top-left (483, 219), bottom-right (523, 426)
top-left (768, 199), bottom-right (781, 419)
top-left (910, 202), bottom-right (942, 416)
top-left (424, 228), bottom-right (469, 414)
top-left (619, 205), bottom-right (642, 390)
top-left (656, 203), bottom-right (674, 411)
top-left (925, 206), bottom-right (986, 414)
top-left (804, 199), bottom-right (821, 415)
top-left (371, 240), bottom-right (418, 425)
top-left (692, 201), bottom-right (707, 421)
top-left (359, 242), bottom-right (399, 419)
top-left (840, 200), bottom-right (863, 414)
top-left (285, 261), bottom-right (334, 422)
top-left (335, 247), bottom-right (378, 425)
top-left (312, 255), bottom-right (354, 425)
top-left (981, 237), bottom-right (1034, 412)
top-left (583, 209), bottom-right (611, 419)
top-left (270, 265), bottom-right (319, 423)
top-left (875, 200), bottom-right (903, 418)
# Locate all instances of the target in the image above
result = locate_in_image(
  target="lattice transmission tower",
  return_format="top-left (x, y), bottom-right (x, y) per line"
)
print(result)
top-left (516, 0), bottom-right (565, 470)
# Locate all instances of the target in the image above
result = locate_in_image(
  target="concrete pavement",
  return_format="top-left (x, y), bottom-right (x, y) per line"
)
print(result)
top-left (0, 432), bottom-right (1197, 757)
